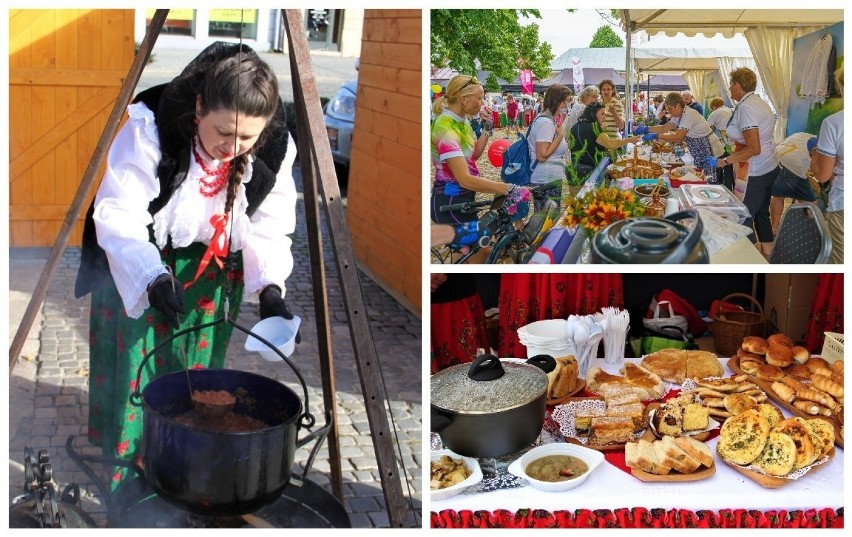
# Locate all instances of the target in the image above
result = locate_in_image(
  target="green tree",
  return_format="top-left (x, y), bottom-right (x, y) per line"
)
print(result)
top-left (431, 9), bottom-right (554, 91)
top-left (589, 25), bottom-right (624, 48)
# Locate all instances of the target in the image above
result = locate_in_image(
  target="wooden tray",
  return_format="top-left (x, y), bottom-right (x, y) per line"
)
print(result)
top-left (644, 402), bottom-right (718, 442)
top-left (717, 445), bottom-right (836, 488)
top-left (726, 356), bottom-right (844, 449)
top-left (631, 462), bottom-right (715, 483)
top-left (547, 379), bottom-right (586, 406)
top-left (566, 435), bottom-right (630, 452)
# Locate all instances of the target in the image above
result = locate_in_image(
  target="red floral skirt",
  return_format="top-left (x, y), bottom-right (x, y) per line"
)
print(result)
top-left (431, 295), bottom-right (488, 374)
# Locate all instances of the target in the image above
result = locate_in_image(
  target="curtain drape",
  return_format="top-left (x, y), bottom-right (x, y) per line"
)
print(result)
top-left (497, 274), bottom-right (624, 358)
top-left (682, 70), bottom-right (709, 108)
top-left (803, 273), bottom-right (843, 353)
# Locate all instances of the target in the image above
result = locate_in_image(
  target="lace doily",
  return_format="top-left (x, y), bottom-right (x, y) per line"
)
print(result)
top-left (550, 400), bottom-right (645, 445)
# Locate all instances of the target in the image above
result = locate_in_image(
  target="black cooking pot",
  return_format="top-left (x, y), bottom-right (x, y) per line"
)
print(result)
top-left (128, 322), bottom-right (323, 517)
top-left (591, 209), bottom-right (709, 264)
top-left (431, 354), bottom-right (554, 458)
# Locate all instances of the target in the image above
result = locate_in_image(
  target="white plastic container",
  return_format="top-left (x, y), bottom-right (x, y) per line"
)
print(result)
top-left (244, 315), bottom-right (302, 361)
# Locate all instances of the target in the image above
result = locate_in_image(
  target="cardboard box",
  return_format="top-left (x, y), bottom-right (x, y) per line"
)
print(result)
top-left (763, 274), bottom-right (819, 344)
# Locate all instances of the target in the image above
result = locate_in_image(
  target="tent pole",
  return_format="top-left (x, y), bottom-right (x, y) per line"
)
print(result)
top-left (623, 10), bottom-right (634, 132)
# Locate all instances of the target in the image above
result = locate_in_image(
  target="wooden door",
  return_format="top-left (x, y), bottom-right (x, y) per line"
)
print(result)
top-left (9, 9), bottom-right (134, 247)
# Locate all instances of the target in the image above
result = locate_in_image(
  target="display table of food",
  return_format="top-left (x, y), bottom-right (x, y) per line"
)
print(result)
top-left (430, 356), bottom-right (843, 529)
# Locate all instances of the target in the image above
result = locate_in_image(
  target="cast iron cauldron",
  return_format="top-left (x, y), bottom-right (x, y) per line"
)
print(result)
top-left (431, 355), bottom-right (554, 458)
top-left (128, 323), bottom-right (323, 517)
top-left (591, 209), bottom-right (708, 264)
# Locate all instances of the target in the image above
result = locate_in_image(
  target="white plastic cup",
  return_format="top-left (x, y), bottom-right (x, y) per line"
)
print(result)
top-left (244, 315), bottom-right (302, 361)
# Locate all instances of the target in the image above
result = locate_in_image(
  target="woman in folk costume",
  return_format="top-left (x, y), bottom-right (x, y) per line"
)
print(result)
top-left (74, 42), bottom-right (297, 487)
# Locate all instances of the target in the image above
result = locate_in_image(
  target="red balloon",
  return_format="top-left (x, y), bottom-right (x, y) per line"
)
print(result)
top-left (487, 138), bottom-right (511, 167)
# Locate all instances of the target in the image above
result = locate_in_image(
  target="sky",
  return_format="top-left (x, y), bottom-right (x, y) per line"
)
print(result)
top-left (521, 9), bottom-right (749, 56)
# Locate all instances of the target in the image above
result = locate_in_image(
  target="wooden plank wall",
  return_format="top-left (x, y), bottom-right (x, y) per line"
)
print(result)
top-left (9, 9), bottom-right (134, 247)
top-left (346, 9), bottom-right (421, 313)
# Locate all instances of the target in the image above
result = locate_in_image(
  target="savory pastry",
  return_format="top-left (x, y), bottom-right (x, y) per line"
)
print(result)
top-left (738, 354), bottom-right (764, 375)
top-left (741, 336), bottom-right (768, 355)
top-left (765, 343), bottom-right (793, 368)
top-left (754, 364), bottom-right (784, 382)
top-left (831, 360), bottom-right (844, 375)
top-left (804, 356), bottom-right (831, 373)
top-left (756, 403), bottom-right (784, 429)
top-left (723, 392), bottom-right (757, 415)
top-left (640, 349), bottom-right (721, 383)
top-left (751, 431), bottom-right (797, 477)
top-left (685, 351), bottom-right (724, 380)
top-left (766, 333), bottom-right (794, 348)
top-left (586, 363), bottom-right (666, 400)
top-left (803, 417), bottom-right (835, 458)
top-left (717, 409), bottom-right (770, 465)
top-left (772, 418), bottom-right (817, 469)
top-left (790, 346), bottom-right (811, 364)
top-left (770, 381), bottom-right (796, 404)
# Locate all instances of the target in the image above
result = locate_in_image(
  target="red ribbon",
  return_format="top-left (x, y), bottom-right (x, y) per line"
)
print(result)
top-left (184, 213), bottom-right (229, 289)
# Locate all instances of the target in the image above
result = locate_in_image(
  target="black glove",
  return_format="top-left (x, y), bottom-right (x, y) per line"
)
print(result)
top-left (148, 273), bottom-right (186, 329)
top-left (259, 284), bottom-right (301, 343)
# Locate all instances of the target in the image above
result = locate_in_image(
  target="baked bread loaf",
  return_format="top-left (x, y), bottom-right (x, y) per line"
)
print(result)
top-left (625, 439), bottom-right (671, 475)
top-left (765, 343), bottom-right (793, 368)
top-left (742, 336), bottom-right (768, 355)
top-left (751, 431), bottom-right (797, 476)
top-left (660, 435), bottom-right (701, 474)
top-left (717, 409), bottom-right (770, 465)
top-left (767, 333), bottom-right (794, 348)
top-left (590, 416), bottom-right (634, 444)
top-left (754, 364), bottom-right (784, 382)
top-left (546, 360), bottom-right (564, 399)
top-left (773, 417), bottom-right (817, 469)
top-left (674, 436), bottom-right (714, 468)
top-left (790, 346), bottom-right (810, 364)
top-left (547, 355), bottom-right (579, 399)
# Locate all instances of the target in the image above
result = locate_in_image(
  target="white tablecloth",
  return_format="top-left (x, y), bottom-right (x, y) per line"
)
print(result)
top-left (431, 358), bottom-right (843, 513)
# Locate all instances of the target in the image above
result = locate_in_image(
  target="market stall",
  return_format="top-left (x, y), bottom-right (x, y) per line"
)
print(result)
top-left (430, 353), bottom-right (844, 529)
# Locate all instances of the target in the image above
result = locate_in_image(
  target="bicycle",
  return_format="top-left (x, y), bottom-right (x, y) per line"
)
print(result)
top-left (431, 184), bottom-right (561, 264)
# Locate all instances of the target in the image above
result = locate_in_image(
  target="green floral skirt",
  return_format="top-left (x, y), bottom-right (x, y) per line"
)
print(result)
top-left (87, 241), bottom-right (244, 488)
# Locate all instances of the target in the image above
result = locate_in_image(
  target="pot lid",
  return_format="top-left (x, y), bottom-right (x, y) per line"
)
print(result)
top-left (430, 357), bottom-right (549, 413)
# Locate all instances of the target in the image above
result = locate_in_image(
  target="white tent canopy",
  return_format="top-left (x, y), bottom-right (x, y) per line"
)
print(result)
top-left (619, 9), bottom-right (843, 140)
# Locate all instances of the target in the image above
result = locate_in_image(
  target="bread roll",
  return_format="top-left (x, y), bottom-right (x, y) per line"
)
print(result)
top-left (724, 392), bottom-right (757, 415)
top-left (805, 417), bottom-right (835, 457)
top-left (752, 431), bottom-right (797, 476)
top-left (790, 346), bottom-right (810, 364)
top-left (805, 356), bottom-right (831, 373)
top-left (754, 364), bottom-right (784, 382)
top-left (717, 409), bottom-right (770, 465)
top-left (756, 403), bottom-right (784, 429)
top-left (765, 343), bottom-right (793, 368)
top-left (831, 360), bottom-right (844, 375)
top-left (739, 355), bottom-right (763, 375)
top-left (785, 363), bottom-right (812, 379)
top-left (767, 333), bottom-right (794, 348)
top-left (742, 336), bottom-right (768, 355)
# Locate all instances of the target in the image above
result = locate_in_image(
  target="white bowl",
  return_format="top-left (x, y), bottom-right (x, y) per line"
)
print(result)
top-left (430, 450), bottom-right (483, 501)
top-left (518, 320), bottom-right (569, 340)
top-left (244, 315), bottom-right (302, 361)
top-left (507, 443), bottom-right (604, 492)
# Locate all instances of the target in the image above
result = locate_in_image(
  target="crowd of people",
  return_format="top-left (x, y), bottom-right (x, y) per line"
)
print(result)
top-left (430, 67), bottom-right (843, 264)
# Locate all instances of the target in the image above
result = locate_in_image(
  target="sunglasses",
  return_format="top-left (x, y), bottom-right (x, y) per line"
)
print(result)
top-left (456, 76), bottom-right (479, 94)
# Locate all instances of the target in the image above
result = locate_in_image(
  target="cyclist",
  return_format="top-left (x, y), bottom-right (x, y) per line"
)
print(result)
top-left (430, 74), bottom-right (530, 263)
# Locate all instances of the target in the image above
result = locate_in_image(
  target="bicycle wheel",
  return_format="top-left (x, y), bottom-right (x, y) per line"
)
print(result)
top-left (486, 233), bottom-right (521, 264)
top-left (430, 246), bottom-right (450, 264)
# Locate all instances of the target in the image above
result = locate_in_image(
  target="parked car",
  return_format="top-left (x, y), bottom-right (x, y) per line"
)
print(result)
top-left (324, 77), bottom-right (357, 171)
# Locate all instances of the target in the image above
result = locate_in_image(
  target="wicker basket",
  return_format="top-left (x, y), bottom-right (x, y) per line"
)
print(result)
top-left (711, 293), bottom-right (765, 356)
top-left (821, 332), bottom-right (844, 364)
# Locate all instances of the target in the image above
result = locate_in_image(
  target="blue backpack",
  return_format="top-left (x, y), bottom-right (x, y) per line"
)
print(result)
top-left (500, 116), bottom-right (553, 185)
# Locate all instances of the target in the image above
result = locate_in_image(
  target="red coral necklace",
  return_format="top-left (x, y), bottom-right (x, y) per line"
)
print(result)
top-left (192, 138), bottom-right (231, 197)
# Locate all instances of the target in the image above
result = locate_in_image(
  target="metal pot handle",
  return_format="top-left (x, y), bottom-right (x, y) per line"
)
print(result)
top-left (663, 209), bottom-right (704, 264)
top-left (128, 316), bottom-right (317, 430)
top-left (431, 408), bottom-right (453, 433)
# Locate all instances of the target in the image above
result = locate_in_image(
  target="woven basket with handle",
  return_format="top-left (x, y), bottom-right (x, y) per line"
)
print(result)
top-left (711, 293), bottom-right (765, 356)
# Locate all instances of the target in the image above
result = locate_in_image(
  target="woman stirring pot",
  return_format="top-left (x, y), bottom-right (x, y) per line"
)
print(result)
top-left (75, 42), bottom-right (299, 487)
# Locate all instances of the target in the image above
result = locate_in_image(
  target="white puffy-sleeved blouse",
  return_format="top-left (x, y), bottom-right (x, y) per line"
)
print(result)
top-left (93, 102), bottom-right (297, 319)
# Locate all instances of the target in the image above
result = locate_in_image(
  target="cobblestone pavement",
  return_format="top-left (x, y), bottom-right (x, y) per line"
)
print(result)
top-left (8, 48), bottom-right (422, 527)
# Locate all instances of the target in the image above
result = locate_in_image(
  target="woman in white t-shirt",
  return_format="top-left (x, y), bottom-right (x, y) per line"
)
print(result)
top-left (635, 91), bottom-right (724, 169)
top-left (527, 84), bottom-right (572, 212)
top-left (811, 71), bottom-right (844, 263)
top-left (709, 67), bottom-right (780, 255)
